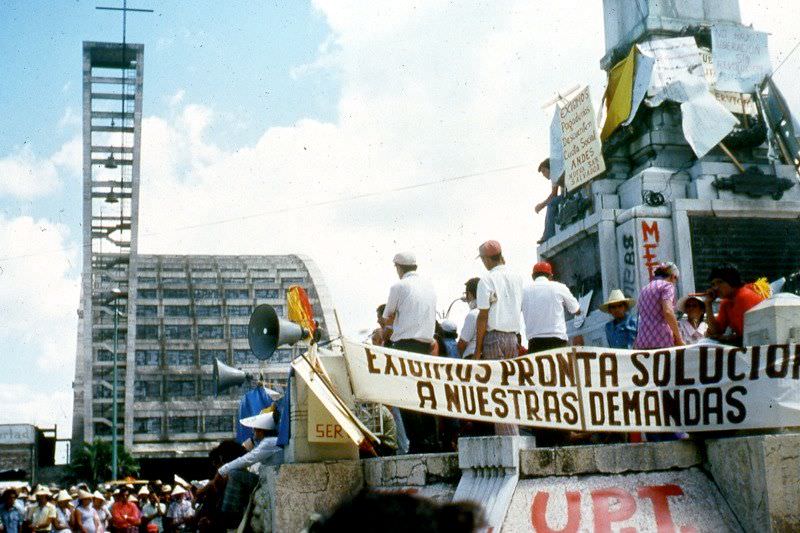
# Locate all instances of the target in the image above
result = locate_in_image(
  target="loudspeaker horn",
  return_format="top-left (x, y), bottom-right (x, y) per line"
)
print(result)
top-left (213, 358), bottom-right (249, 395)
top-left (248, 304), bottom-right (309, 360)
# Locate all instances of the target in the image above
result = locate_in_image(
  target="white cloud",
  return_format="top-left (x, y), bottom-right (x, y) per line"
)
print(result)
top-left (0, 215), bottom-right (80, 372)
top-left (0, 135), bottom-right (82, 199)
top-left (58, 107), bottom-right (81, 129)
top-left (0, 384), bottom-right (72, 434)
top-left (170, 89), bottom-right (186, 107)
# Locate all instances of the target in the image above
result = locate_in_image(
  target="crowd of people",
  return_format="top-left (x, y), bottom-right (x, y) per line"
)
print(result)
top-left (369, 241), bottom-right (769, 451)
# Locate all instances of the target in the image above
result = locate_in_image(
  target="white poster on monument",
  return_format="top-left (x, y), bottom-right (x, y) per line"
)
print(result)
top-left (559, 86), bottom-right (605, 192)
top-left (638, 37), bottom-right (705, 105)
top-left (712, 25), bottom-right (771, 94)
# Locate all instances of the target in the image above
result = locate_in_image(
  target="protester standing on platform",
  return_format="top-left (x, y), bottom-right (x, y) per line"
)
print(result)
top-left (535, 159), bottom-right (564, 244)
top-left (634, 263), bottom-right (684, 349)
top-left (382, 251), bottom-right (439, 452)
top-left (473, 240), bottom-right (524, 436)
top-left (677, 295), bottom-right (708, 344)
top-left (601, 290), bottom-right (638, 349)
top-left (521, 261), bottom-right (580, 353)
top-left (705, 264), bottom-right (766, 346)
top-left (457, 278), bottom-right (480, 359)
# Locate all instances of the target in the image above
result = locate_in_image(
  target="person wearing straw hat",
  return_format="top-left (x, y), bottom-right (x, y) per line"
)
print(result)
top-left (25, 487), bottom-right (56, 532)
top-left (140, 491), bottom-right (165, 533)
top-left (0, 487), bottom-right (25, 533)
top-left (218, 407), bottom-right (282, 477)
top-left (71, 489), bottom-right (100, 533)
top-left (91, 491), bottom-right (109, 533)
top-left (52, 490), bottom-right (72, 532)
top-left (601, 289), bottom-right (638, 349)
top-left (164, 487), bottom-right (194, 532)
top-left (109, 486), bottom-right (140, 533)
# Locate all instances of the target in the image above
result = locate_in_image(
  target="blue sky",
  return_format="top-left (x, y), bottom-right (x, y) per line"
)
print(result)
top-left (1, 0), bottom-right (798, 454)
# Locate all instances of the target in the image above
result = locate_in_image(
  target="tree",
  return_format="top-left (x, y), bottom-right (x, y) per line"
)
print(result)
top-left (68, 440), bottom-right (140, 485)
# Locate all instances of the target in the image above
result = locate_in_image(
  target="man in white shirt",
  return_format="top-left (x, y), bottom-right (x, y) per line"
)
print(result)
top-left (522, 261), bottom-right (580, 353)
top-left (457, 277), bottom-right (480, 358)
top-left (474, 240), bottom-right (524, 436)
top-left (382, 251), bottom-right (438, 452)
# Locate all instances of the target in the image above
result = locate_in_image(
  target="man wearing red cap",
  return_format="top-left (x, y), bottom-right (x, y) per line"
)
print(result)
top-left (522, 261), bottom-right (580, 353)
top-left (474, 240), bottom-right (524, 435)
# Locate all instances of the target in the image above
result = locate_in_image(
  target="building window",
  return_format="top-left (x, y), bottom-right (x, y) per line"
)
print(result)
top-left (93, 386), bottom-right (112, 399)
top-left (233, 349), bottom-right (258, 365)
top-left (161, 277), bottom-right (188, 286)
top-left (164, 325), bottom-right (192, 340)
top-left (94, 423), bottom-right (112, 436)
top-left (134, 380), bottom-right (161, 400)
top-left (223, 277), bottom-right (247, 283)
top-left (167, 379), bottom-right (196, 398)
top-left (168, 416), bottom-right (198, 434)
top-left (255, 289), bottom-right (279, 299)
top-left (225, 288), bottom-right (250, 300)
top-left (164, 305), bottom-right (191, 317)
top-left (199, 349), bottom-right (226, 365)
top-left (253, 277), bottom-right (276, 283)
top-left (282, 277), bottom-right (305, 284)
top-left (166, 350), bottom-right (195, 366)
top-left (196, 305), bottom-right (222, 317)
top-left (194, 288), bottom-right (220, 299)
top-left (136, 305), bottom-right (158, 317)
top-left (227, 305), bottom-right (252, 317)
top-left (135, 349), bottom-right (160, 366)
top-left (197, 325), bottom-right (224, 340)
top-left (136, 325), bottom-right (159, 340)
top-left (204, 415), bottom-right (233, 433)
top-left (134, 417), bottom-right (162, 434)
top-left (273, 349), bottom-right (293, 362)
top-left (137, 276), bottom-right (157, 283)
top-left (96, 349), bottom-right (114, 362)
top-left (137, 288), bottom-right (158, 299)
top-left (230, 324), bottom-right (249, 339)
top-left (163, 288), bottom-right (189, 299)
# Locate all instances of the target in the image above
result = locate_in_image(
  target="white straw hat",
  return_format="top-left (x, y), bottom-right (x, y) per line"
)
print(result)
top-left (599, 289), bottom-right (636, 313)
top-left (239, 406), bottom-right (276, 431)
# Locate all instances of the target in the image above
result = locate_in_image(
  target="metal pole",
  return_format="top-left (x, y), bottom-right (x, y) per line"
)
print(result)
top-left (112, 296), bottom-right (119, 480)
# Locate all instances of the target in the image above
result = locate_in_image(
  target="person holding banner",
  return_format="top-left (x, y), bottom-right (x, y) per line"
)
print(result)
top-left (474, 240), bottom-right (524, 436)
top-left (382, 252), bottom-right (439, 453)
top-left (704, 264), bottom-right (765, 346)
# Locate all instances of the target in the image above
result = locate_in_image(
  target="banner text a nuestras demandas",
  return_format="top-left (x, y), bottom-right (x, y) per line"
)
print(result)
top-left (343, 340), bottom-right (800, 433)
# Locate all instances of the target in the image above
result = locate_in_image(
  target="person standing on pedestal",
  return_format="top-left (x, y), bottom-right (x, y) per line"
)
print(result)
top-left (473, 240), bottom-right (524, 436)
top-left (535, 159), bottom-right (564, 244)
top-left (522, 261), bottom-right (580, 353)
top-left (382, 251), bottom-right (438, 453)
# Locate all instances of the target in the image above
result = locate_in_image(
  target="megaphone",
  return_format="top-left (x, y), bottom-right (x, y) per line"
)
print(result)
top-left (248, 304), bottom-right (309, 360)
top-left (213, 358), bottom-right (250, 395)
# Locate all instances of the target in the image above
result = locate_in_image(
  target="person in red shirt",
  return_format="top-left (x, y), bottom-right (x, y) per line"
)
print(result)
top-left (704, 264), bottom-right (765, 346)
top-left (109, 486), bottom-right (141, 533)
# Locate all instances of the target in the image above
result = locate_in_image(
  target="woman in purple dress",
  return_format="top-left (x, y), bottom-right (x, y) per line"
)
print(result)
top-left (634, 262), bottom-right (684, 349)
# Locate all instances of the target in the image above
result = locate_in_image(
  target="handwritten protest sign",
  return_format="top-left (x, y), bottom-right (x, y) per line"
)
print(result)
top-left (559, 87), bottom-right (605, 192)
top-left (712, 25), bottom-right (771, 94)
top-left (343, 340), bottom-right (800, 433)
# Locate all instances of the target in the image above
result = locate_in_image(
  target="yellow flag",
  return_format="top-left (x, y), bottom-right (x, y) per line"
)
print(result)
top-left (601, 46), bottom-right (637, 141)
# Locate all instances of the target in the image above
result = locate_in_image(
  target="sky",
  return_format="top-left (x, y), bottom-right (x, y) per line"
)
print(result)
top-left (1, 0), bottom-right (799, 452)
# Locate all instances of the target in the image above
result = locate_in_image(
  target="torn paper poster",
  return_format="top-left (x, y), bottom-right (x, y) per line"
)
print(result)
top-left (549, 107), bottom-right (565, 184)
top-left (712, 24), bottom-right (771, 94)
top-left (638, 37), bottom-right (705, 105)
top-left (661, 74), bottom-right (739, 158)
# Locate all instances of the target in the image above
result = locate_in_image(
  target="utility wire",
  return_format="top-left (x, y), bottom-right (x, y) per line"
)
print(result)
top-left (0, 162), bottom-right (530, 263)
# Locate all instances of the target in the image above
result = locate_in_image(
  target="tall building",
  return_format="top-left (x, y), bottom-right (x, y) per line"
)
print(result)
top-left (539, 0), bottom-right (800, 344)
top-left (72, 42), bottom-right (336, 474)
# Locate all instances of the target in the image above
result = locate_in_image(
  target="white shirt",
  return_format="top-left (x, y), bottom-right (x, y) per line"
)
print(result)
top-left (522, 277), bottom-right (580, 341)
top-left (459, 308), bottom-right (479, 357)
top-left (476, 264), bottom-right (524, 333)
top-left (383, 271), bottom-right (437, 343)
top-left (678, 317), bottom-right (708, 344)
top-left (218, 436), bottom-right (282, 475)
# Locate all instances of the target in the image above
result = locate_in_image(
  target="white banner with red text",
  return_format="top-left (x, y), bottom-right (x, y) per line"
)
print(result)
top-left (342, 340), bottom-right (800, 433)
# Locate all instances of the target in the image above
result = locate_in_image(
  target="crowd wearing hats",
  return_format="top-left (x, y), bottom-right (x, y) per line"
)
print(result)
top-left (367, 245), bottom-right (770, 449)
top-left (0, 478), bottom-right (212, 533)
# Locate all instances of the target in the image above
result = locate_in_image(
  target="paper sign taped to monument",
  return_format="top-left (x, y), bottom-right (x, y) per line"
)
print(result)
top-left (559, 86), bottom-right (605, 192)
top-left (343, 339), bottom-right (800, 433)
top-left (712, 25), bottom-right (771, 94)
top-left (638, 37), bottom-right (705, 104)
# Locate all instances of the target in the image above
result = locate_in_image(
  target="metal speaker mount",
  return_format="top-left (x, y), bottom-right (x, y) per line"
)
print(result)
top-left (248, 304), bottom-right (309, 360)
top-left (213, 358), bottom-right (249, 395)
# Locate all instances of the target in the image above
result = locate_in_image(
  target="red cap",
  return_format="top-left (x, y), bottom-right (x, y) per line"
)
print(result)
top-left (477, 240), bottom-right (502, 258)
top-left (533, 261), bottom-right (553, 275)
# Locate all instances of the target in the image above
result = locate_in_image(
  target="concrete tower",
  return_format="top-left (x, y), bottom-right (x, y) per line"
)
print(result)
top-left (538, 0), bottom-right (800, 344)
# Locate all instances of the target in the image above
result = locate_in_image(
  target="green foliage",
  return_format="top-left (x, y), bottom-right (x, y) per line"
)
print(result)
top-left (67, 440), bottom-right (140, 485)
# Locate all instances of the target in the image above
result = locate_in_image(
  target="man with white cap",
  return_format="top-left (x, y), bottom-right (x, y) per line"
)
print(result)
top-left (382, 251), bottom-right (438, 452)
top-left (474, 240), bottom-right (524, 436)
top-left (25, 487), bottom-right (56, 532)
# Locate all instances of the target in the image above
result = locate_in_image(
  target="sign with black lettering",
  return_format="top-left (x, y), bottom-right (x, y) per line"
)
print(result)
top-left (343, 340), bottom-right (800, 432)
top-left (559, 86), bottom-right (606, 192)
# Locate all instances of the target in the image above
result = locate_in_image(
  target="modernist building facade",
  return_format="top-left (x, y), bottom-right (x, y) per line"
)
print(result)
top-left (72, 42), bottom-right (336, 468)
